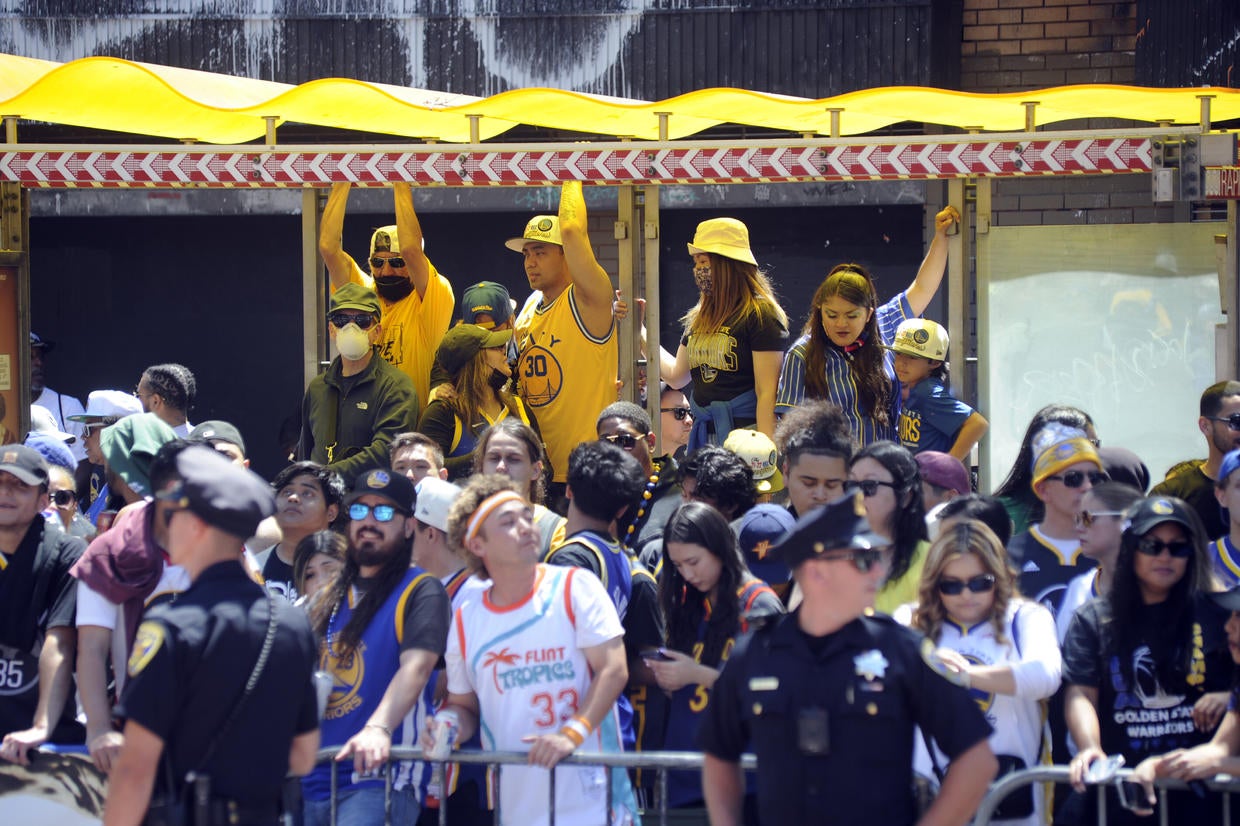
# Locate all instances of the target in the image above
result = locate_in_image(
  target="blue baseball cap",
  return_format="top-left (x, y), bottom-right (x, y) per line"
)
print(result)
top-left (1219, 449), bottom-right (1240, 488)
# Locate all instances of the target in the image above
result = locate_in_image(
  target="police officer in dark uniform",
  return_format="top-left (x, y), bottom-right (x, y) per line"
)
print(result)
top-left (102, 446), bottom-right (321, 826)
top-left (699, 492), bottom-right (998, 826)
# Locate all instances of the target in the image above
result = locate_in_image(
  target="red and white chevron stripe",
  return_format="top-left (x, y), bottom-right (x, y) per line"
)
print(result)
top-left (0, 138), bottom-right (1154, 188)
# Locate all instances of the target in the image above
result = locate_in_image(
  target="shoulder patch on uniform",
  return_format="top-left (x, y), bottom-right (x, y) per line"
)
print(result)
top-left (128, 621), bottom-right (166, 678)
top-left (920, 637), bottom-right (968, 688)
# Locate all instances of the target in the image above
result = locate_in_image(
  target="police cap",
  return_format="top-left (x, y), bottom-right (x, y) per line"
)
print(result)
top-left (771, 491), bottom-right (888, 567)
top-left (157, 445), bottom-right (275, 538)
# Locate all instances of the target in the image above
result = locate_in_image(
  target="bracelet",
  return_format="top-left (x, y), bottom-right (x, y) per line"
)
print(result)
top-left (364, 723), bottom-right (392, 737)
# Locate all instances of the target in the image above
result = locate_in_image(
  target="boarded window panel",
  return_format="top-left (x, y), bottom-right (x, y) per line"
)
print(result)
top-left (981, 223), bottom-right (1225, 490)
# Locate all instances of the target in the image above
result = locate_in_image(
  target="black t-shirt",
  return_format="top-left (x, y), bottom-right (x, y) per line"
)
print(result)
top-left (117, 562), bottom-right (319, 804)
top-left (0, 520), bottom-right (86, 741)
top-left (1062, 594), bottom-right (1230, 761)
top-left (682, 302), bottom-right (788, 406)
top-left (353, 572), bottom-right (451, 655)
top-left (260, 549), bottom-right (297, 603)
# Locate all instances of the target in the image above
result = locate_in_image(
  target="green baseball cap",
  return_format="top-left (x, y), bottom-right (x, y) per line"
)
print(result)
top-left (436, 324), bottom-right (513, 376)
top-left (330, 283), bottom-right (381, 317)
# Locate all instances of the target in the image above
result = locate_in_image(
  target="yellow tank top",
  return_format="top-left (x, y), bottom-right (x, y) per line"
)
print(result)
top-left (514, 284), bottom-right (616, 483)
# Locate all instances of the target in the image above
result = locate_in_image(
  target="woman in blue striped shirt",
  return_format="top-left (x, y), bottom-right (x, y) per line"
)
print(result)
top-left (776, 205), bottom-right (959, 445)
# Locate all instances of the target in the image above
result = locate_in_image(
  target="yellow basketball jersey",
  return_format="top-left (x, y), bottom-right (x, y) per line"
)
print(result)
top-left (514, 285), bottom-right (616, 483)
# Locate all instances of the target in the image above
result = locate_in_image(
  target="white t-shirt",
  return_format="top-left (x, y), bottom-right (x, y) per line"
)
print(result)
top-left (34, 387), bottom-right (87, 462)
top-left (1056, 569), bottom-right (1101, 644)
top-left (895, 599), bottom-right (1062, 826)
top-left (75, 564), bottom-right (191, 695)
top-left (446, 564), bottom-right (635, 826)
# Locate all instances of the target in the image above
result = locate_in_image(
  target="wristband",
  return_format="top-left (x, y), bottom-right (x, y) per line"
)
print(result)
top-left (571, 715), bottom-right (594, 736)
top-left (559, 725), bottom-right (585, 747)
top-left (364, 723), bottom-right (392, 737)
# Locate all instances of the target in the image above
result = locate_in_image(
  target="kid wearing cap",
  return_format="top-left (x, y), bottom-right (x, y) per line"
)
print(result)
top-left (1211, 448), bottom-right (1240, 588)
top-left (886, 318), bottom-right (988, 461)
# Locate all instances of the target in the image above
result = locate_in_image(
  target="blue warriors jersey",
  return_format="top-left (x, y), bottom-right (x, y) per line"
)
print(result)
top-left (303, 568), bottom-right (434, 802)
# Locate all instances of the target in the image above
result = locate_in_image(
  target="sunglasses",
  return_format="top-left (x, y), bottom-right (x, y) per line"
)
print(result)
top-left (601, 432), bottom-right (640, 451)
top-left (819, 547), bottom-right (887, 573)
top-left (1135, 536), bottom-right (1193, 559)
top-left (51, 489), bottom-right (76, 506)
top-left (937, 574), bottom-right (996, 596)
top-left (328, 312), bottom-right (377, 330)
top-left (1045, 470), bottom-right (1109, 489)
top-left (369, 256), bottom-right (406, 270)
top-left (349, 502), bottom-right (402, 523)
top-left (661, 407), bottom-right (691, 422)
top-left (1208, 413), bottom-right (1240, 432)
top-left (1075, 510), bottom-right (1124, 529)
top-left (845, 479), bottom-right (898, 497)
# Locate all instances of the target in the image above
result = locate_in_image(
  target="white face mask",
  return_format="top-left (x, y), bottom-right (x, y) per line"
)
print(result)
top-left (335, 324), bottom-right (372, 360)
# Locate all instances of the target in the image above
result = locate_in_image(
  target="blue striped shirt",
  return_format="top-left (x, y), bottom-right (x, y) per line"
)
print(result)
top-left (775, 290), bottom-right (912, 446)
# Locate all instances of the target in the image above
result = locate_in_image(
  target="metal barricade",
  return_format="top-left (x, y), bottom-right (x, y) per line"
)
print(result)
top-left (312, 746), bottom-right (757, 826)
top-left (973, 765), bottom-right (1240, 826)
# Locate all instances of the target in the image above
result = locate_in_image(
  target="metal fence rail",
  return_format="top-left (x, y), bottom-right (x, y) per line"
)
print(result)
top-left (312, 746), bottom-right (757, 826)
top-left (973, 765), bottom-right (1240, 826)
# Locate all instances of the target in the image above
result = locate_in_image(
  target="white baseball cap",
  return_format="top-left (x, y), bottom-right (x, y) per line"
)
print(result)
top-left (68, 389), bottom-right (144, 424)
top-left (29, 404), bottom-right (75, 444)
top-left (414, 477), bottom-right (462, 532)
top-left (884, 318), bottom-right (950, 360)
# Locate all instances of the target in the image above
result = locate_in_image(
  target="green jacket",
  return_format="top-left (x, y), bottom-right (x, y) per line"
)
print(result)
top-left (297, 349), bottom-right (420, 485)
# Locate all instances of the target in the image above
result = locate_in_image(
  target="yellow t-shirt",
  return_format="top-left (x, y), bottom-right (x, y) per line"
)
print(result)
top-left (347, 263), bottom-right (454, 407)
top-left (514, 285), bottom-right (617, 483)
top-left (874, 539), bottom-right (929, 616)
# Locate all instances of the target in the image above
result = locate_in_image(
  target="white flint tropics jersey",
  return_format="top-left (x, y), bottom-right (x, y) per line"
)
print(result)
top-left (446, 564), bottom-right (636, 826)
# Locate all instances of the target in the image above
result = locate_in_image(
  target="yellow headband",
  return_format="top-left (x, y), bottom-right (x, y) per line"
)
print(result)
top-left (465, 491), bottom-right (525, 542)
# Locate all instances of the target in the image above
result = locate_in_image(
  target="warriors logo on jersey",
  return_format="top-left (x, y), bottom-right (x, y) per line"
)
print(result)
top-left (321, 641), bottom-right (367, 720)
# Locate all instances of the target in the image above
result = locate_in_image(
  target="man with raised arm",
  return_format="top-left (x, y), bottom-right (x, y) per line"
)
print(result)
top-left (319, 181), bottom-right (455, 406)
top-left (509, 181), bottom-right (617, 506)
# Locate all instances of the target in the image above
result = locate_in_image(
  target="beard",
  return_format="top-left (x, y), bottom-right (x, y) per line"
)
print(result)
top-left (348, 529), bottom-right (408, 569)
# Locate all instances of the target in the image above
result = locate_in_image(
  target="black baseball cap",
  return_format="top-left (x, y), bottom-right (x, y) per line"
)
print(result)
top-left (1124, 496), bottom-right (1197, 537)
top-left (345, 467), bottom-right (415, 514)
top-left (156, 445), bottom-right (275, 539)
top-left (189, 420), bottom-right (247, 457)
top-left (0, 444), bottom-right (50, 486)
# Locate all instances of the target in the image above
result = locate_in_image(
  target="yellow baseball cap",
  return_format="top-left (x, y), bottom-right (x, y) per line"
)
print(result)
top-left (505, 215), bottom-right (562, 252)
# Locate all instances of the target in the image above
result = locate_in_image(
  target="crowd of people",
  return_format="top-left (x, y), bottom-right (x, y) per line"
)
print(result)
top-left (1, 181), bottom-right (1238, 826)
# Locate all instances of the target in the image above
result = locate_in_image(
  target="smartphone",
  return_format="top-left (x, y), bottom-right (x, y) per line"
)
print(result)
top-left (641, 647), bottom-right (674, 662)
top-left (1085, 754), bottom-right (1125, 783)
top-left (1115, 780), bottom-right (1152, 813)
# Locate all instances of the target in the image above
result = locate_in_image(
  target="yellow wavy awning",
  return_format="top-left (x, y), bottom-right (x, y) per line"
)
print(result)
top-left (0, 53), bottom-right (1238, 144)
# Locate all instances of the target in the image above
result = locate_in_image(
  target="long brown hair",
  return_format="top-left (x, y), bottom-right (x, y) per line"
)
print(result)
top-left (682, 253), bottom-right (787, 336)
top-left (913, 520), bottom-right (1019, 645)
top-left (449, 348), bottom-right (519, 432)
top-left (802, 265), bottom-right (891, 427)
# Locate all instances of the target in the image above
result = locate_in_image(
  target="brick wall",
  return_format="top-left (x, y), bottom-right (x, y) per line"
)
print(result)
top-left (962, 0), bottom-right (1137, 91)
top-left (955, 0), bottom-right (1182, 226)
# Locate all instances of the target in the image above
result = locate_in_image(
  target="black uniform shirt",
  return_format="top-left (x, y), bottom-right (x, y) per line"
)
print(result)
top-left (118, 560), bottom-right (319, 805)
top-left (699, 610), bottom-right (991, 826)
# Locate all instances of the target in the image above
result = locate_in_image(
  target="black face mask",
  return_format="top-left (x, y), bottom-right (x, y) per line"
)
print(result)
top-left (375, 275), bottom-right (414, 303)
top-left (488, 368), bottom-right (511, 393)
